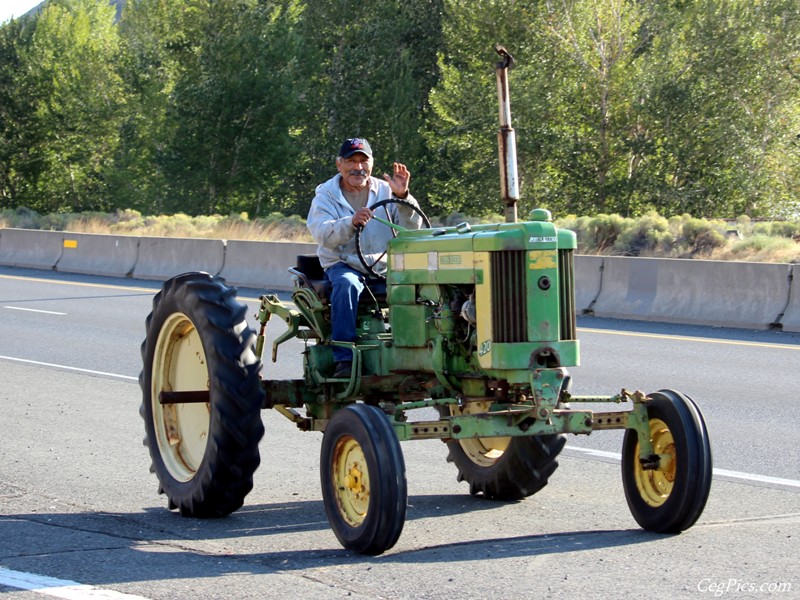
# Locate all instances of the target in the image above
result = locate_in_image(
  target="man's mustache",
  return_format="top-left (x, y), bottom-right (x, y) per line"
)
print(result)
top-left (349, 169), bottom-right (368, 177)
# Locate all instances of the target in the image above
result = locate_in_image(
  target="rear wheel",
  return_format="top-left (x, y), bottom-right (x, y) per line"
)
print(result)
top-left (621, 389), bottom-right (712, 532)
top-left (140, 272), bottom-right (265, 517)
top-left (320, 404), bottom-right (407, 555)
top-left (440, 402), bottom-right (565, 500)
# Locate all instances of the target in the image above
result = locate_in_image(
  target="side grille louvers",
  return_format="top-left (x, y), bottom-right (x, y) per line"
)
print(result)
top-left (491, 251), bottom-right (527, 342)
top-left (559, 249), bottom-right (577, 340)
top-left (489, 249), bottom-right (577, 343)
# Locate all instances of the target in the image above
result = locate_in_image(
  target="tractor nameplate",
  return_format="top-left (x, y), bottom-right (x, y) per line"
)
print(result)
top-left (440, 254), bottom-right (462, 265)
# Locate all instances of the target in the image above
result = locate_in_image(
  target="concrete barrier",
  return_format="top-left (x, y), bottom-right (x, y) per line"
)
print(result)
top-left (591, 256), bottom-right (791, 329)
top-left (0, 228), bottom-right (65, 270)
top-left (132, 236), bottom-right (225, 280)
top-left (574, 255), bottom-right (604, 313)
top-left (776, 265), bottom-right (800, 333)
top-left (55, 232), bottom-right (139, 277)
top-left (218, 239), bottom-right (316, 290)
top-left (3, 226), bottom-right (798, 333)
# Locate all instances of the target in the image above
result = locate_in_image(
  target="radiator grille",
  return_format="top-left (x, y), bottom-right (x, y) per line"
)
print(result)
top-left (559, 249), bottom-right (577, 340)
top-left (491, 251), bottom-right (527, 342)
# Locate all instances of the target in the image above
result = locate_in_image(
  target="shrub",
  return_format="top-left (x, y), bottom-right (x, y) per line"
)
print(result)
top-left (717, 234), bottom-right (800, 263)
top-left (6, 206), bottom-right (42, 229)
top-left (731, 234), bottom-right (790, 254)
top-left (555, 215), bottom-right (593, 251)
top-left (678, 216), bottom-right (728, 256)
top-left (585, 213), bottom-right (631, 253)
top-left (613, 211), bottom-right (673, 256)
top-left (753, 221), bottom-right (800, 238)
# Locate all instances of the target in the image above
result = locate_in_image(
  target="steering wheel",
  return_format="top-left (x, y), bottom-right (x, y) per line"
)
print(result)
top-left (355, 197), bottom-right (430, 279)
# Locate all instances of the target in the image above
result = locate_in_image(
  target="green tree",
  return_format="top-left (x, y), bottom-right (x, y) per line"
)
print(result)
top-left (157, 0), bottom-right (307, 216)
top-left (633, 0), bottom-right (800, 217)
top-left (110, 0), bottom-right (196, 214)
top-left (0, 17), bottom-right (34, 207)
top-left (423, 0), bottom-right (537, 217)
top-left (2, 0), bottom-right (797, 221)
top-left (424, 0), bottom-right (800, 219)
top-left (297, 0), bottom-right (444, 214)
top-left (15, 0), bottom-right (126, 213)
top-left (525, 0), bottom-right (651, 216)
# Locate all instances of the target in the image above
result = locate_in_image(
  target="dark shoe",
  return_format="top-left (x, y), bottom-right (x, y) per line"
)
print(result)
top-left (332, 361), bottom-right (352, 379)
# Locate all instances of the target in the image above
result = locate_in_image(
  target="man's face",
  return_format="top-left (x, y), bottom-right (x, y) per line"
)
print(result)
top-left (337, 152), bottom-right (373, 192)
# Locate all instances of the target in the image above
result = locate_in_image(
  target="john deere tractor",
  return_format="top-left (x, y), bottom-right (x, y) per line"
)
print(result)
top-left (139, 48), bottom-right (712, 556)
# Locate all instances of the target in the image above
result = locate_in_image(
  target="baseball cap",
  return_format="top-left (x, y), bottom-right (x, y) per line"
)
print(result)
top-left (339, 138), bottom-right (373, 159)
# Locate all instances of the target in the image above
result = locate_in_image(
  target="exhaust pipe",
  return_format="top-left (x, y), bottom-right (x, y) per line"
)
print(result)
top-left (495, 44), bottom-right (519, 223)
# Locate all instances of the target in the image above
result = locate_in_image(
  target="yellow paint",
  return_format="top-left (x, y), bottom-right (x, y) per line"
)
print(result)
top-left (402, 252), bottom-right (430, 271)
top-left (529, 250), bottom-right (557, 270)
top-left (634, 418), bottom-right (674, 507)
top-left (473, 251), bottom-right (493, 368)
top-left (63, 239), bottom-right (78, 249)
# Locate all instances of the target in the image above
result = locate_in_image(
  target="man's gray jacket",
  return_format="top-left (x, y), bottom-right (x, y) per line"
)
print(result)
top-left (307, 174), bottom-right (423, 275)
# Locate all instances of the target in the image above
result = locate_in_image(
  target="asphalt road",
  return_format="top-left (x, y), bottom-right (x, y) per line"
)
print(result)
top-left (0, 266), bottom-right (798, 599)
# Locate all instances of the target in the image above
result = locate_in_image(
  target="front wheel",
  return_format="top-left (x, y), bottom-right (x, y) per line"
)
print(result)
top-left (621, 389), bottom-right (712, 533)
top-left (320, 404), bottom-right (407, 555)
top-left (140, 272), bottom-right (265, 517)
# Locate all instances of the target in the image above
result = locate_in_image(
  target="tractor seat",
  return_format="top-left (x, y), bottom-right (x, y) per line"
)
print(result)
top-left (289, 255), bottom-right (386, 301)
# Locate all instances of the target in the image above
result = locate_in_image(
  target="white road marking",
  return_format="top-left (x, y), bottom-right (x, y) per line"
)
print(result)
top-left (712, 468), bottom-right (800, 489)
top-left (4, 306), bottom-right (67, 315)
top-left (0, 355), bottom-right (138, 381)
top-left (2, 350), bottom-right (797, 492)
top-left (0, 567), bottom-right (150, 599)
top-left (565, 445), bottom-right (800, 490)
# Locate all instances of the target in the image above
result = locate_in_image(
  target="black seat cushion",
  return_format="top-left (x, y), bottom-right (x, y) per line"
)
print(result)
top-left (296, 254), bottom-right (325, 280)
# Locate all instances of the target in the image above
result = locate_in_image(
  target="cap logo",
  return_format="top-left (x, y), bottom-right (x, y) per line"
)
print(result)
top-left (339, 137), bottom-right (372, 158)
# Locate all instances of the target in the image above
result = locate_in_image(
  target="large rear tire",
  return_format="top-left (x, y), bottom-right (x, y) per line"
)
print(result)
top-left (440, 402), bottom-right (565, 500)
top-left (320, 404), bottom-right (407, 555)
top-left (140, 272), bottom-right (265, 517)
top-left (621, 389), bottom-right (712, 532)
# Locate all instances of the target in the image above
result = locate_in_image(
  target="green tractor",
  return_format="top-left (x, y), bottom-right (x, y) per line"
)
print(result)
top-left (139, 49), bottom-right (712, 556)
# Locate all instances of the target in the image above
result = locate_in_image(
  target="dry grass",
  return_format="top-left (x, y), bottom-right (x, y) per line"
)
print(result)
top-left (4, 208), bottom-right (800, 262)
top-left (26, 210), bottom-right (315, 242)
top-left (709, 234), bottom-right (800, 263)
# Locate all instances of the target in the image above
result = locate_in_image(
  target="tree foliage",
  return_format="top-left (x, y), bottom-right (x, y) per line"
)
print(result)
top-left (2, 0), bottom-right (124, 212)
top-left (0, 0), bottom-right (797, 219)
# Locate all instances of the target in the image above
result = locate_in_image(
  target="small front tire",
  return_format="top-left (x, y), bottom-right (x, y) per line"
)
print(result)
top-left (320, 404), bottom-right (407, 555)
top-left (621, 389), bottom-right (712, 533)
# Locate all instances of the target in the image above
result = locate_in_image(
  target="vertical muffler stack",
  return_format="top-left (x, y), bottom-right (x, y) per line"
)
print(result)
top-left (495, 44), bottom-right (519, 224)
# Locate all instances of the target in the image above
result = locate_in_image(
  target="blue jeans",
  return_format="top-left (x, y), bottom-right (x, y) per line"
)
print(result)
top-left (325, 262), bottom-right (365, 363)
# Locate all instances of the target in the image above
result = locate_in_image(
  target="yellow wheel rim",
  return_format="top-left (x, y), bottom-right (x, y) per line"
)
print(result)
top-left (331, 436), bottom-right (370, 527)
top-left (451, 401), bottom-right (510, 467)
top-left (151, 312), bottom-right (210, 482)
top-left (634, 418), bottom-right (676, 507)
